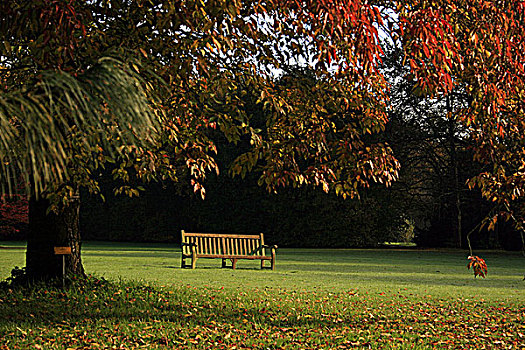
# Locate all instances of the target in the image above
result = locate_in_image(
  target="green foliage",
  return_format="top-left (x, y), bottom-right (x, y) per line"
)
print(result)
top-left (1, 10), bottom-right (162, 198)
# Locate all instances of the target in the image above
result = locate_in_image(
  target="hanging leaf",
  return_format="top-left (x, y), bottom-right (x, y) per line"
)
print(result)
top-left (467, 256), bottom-right (488, 278)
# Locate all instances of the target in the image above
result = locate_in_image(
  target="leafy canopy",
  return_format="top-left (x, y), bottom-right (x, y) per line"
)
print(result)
top-left (1, 0), bottom-right (402, 201)
top-left (2, 0), bottom-right (524, 230)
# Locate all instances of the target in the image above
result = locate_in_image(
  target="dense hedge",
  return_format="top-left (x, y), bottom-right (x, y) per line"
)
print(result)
top-left (79, 171), bottom-right (522, 250)
top-left (1, 177), bottom-right (520, 250)
top-left (80, 173), bottom-right (405, 248)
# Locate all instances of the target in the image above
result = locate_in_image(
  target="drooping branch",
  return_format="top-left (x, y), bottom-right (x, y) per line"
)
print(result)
top-left (0, 58), bottom-right (162, 197)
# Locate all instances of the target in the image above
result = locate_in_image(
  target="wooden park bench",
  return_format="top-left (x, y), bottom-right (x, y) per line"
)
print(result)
top-left (180, 230), bottom-right (277, 270)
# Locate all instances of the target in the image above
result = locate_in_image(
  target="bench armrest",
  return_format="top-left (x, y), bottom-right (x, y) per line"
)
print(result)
top-left (262, 244), bottom-right (278, 250)
top-left (181, 242), bottom-right (198, 247)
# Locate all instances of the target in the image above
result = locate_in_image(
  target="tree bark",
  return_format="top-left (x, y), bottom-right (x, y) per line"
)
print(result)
top-left (447, 96), bottom-right (462, 249)
top-left (26, 190), bottom-right (84, 281)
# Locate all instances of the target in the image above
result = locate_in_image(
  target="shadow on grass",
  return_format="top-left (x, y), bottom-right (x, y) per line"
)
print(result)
top-left (1, 271), bottom-right (524, 344)
top-left (138, 264), bottom-right (266, 271)
top-left (2, 277), bottom-right (523, 350)
top-left (0, 282), bottom-right (362, 331)
top-left (85, 252), bottom-right (178, 259)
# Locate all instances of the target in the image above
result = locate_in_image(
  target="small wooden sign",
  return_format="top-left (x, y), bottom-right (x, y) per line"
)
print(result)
top-left (54, 246), bottom-right (72, 255)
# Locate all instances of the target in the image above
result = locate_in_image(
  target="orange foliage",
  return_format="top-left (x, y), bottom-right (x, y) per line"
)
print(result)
top-left (467, 256), bottom-right (488, 278)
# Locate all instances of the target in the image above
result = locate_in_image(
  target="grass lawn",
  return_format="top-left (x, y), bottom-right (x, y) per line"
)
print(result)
top-left (1, 241), bottom-right (524, 349)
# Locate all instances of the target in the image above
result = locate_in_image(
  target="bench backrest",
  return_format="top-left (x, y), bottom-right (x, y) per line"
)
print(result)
top-left (181, 230), bottom-right (266, 257)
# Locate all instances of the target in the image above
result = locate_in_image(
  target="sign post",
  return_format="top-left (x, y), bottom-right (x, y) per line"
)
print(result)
top-left (54, 247), bottom-right (72, 288)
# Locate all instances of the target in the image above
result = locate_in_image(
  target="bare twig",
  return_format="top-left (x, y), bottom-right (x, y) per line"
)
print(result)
top-left (466, 204), bottom-right (500, 256)
top-left (466, 220), bottom-right (482, 257)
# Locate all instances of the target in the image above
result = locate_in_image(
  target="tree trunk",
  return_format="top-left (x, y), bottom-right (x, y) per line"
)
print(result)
top-left (26, 190), bottom-right (84, 281)
top-left (447, 96), bottom-right (462, 249)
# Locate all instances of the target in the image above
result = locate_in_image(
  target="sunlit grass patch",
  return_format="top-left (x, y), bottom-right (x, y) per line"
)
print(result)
top-left (1, 242), bottom-right (524, 348)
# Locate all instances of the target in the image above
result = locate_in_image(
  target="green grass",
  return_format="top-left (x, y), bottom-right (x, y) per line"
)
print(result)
top-left (1, 241), bottom-right (524, 349)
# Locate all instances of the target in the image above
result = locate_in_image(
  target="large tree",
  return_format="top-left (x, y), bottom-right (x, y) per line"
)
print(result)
top-left (4, 0), bottom-right (524, 282)
top-left (1, 0), bottom-right (399, 281)
top-left (0, 1), bottom-right (163, 279)
top-left (399, 0), bottom-right (525, 251)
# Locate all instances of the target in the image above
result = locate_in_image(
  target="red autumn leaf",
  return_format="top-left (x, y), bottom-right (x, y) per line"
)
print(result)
top-left (467, 255), bottom-right (488, 278)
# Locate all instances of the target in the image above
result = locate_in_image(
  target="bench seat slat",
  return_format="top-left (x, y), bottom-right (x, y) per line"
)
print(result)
top-left (180, 230), bottom-right (276, 270)
top-left (184, 233), bottom-right (261, 239)
top-left (188, 254), bottom-right (272, 260)
top-left (181, 252), bottom-right (273, 260)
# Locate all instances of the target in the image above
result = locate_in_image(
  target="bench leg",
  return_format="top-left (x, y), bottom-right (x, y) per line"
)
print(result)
top-left (271, 250), bottom-right (276, 271)
top-left (232, 259), bottom-right (237, 270)
top-left (191, 248), bottom-right (197, 269)
top-left (181, 257), bottom-right (186, 269)
top-left (260, 260), bottom-right (265, 269)
top-left (222, 259), bottom-right (227, 268)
